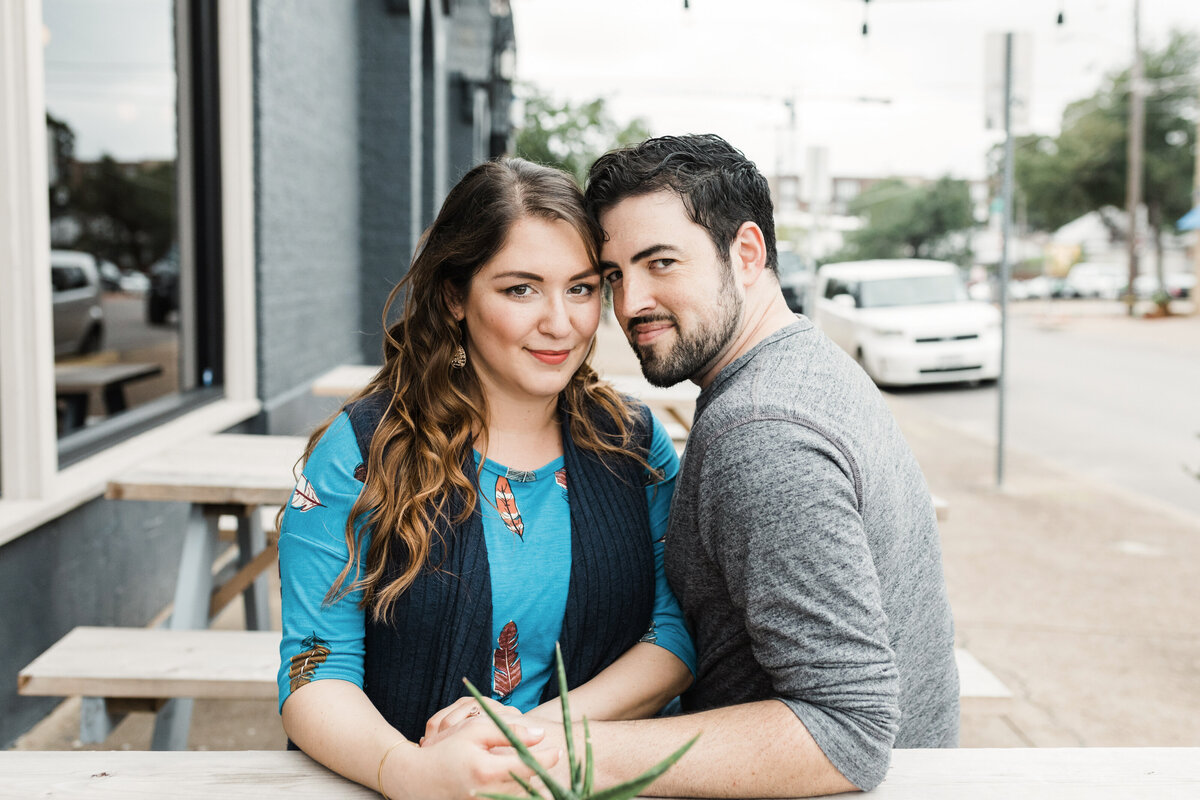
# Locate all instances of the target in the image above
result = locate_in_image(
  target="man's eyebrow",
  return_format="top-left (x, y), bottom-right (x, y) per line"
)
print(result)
top-left (632, 244), bottom-right (679, 263)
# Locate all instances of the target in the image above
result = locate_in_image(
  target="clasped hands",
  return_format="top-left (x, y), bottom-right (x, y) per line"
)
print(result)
top-left (382, 696), bottom-right (566, 800)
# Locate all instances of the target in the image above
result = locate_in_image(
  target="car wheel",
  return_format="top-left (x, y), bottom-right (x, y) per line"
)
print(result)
top-left (77, 322), bottom-right (103, 355)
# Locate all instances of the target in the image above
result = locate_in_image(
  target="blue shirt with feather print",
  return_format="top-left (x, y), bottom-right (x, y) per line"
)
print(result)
top-left (276, 411), bottom-right (696, 714)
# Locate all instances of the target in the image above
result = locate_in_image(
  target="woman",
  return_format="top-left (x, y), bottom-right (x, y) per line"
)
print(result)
top-left (277, 159), bottom-right (695, 800)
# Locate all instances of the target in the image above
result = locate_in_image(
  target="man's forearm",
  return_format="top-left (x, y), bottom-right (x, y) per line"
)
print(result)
top-left (581, 699), bottom-right (858, 798)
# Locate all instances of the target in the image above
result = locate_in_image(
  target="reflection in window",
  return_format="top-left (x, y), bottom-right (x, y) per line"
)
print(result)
top-left (43, 0), bottom-right (181, 439)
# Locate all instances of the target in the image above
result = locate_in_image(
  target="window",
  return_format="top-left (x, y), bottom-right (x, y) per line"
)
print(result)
top-left (42, 0), bottom-right (222, 463)
top-left (0, 0), bottom-right (255, 536)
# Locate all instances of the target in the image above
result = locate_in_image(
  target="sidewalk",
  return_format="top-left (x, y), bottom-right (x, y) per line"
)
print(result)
top-left (14, 314), bottom-right (1200, 751)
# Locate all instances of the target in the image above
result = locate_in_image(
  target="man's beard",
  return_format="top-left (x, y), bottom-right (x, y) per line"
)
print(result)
top-left (629, 277), bottom-right (743, 388)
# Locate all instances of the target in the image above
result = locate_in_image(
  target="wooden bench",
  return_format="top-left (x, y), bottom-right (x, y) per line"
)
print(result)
top-left (20, 627), bottom-right (1010, 748)
top-left (55, 362), bottom-right (163, 431)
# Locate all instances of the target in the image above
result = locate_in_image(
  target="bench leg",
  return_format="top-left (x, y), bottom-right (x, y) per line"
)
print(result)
top-left (150, 506), bottom-right (219, 750)
top-left (237, 508), bottom-right (270, 631)
top-left (80, 697), bottom-right (123, 744)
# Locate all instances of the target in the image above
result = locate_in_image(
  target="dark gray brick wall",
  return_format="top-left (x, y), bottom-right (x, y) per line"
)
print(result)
top-left (357, 1), bottom-right (417, 365)
top-left (254, 0), bottom-right (364, 421)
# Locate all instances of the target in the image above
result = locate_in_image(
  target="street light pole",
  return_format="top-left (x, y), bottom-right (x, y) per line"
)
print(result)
top-left (997, 31), bottom-right (1015, 488)
top-left (1125, 0), bottom-right (1145, 317)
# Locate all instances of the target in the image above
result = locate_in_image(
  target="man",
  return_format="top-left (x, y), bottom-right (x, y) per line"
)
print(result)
top-left (577, 134), bottom-right (958, 796)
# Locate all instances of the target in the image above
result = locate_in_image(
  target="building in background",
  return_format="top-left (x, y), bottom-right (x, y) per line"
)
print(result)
top-left (0, 0), bottom-right (513, 747)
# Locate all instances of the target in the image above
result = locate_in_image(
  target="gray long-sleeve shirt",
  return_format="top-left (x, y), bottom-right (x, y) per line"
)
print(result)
top-left (664, 318), bottom-right (958, 792)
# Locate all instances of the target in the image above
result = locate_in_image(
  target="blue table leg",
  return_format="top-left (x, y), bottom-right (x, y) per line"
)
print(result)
top-left (150, 505), bottom-right (218, 750)
top-left (238, 507), bottom-right (270, 631)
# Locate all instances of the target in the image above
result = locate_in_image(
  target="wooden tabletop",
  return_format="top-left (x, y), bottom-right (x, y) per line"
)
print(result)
top-left (3, 748), bottom-right (1197, 798)
top-left (311, 364), bottom-right (378, 397)
top-left (55, 363), bottom-right (163, 394)
top-left (105, 433), bottom-right (306, 506)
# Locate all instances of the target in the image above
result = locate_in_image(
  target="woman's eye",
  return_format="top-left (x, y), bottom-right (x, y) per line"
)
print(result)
top-left (568, 283), bottom-right (597, 296)
top-left (506, 284), bottom-right (533, 297)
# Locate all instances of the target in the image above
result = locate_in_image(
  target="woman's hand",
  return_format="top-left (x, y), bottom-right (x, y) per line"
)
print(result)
top-left (385, 716), bottom-right (560, 800)
top-left (422, 695), bottom-right (511, 744)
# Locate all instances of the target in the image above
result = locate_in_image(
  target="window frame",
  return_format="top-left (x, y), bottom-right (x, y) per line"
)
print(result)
top-left (0, 0), bottom-right (258, 546)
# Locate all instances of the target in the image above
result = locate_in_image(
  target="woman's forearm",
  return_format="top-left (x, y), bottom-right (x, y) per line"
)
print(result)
top-left (533, 642), bottom-right (693, 723)
top-left (282, 678), bottom-right (416, 794)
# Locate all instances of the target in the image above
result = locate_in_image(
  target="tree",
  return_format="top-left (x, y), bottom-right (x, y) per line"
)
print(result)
top-left (830, 177), bottom-right (976, 266)
top-left (1007, 31), bottom-right (1198, 240)
top-left (513, 86), bottom-right (652, 186)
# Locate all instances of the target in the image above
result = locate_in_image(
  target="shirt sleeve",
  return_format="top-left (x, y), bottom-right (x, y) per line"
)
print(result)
top-left (698, 419), bottom-right (899, 792)
top-left (277, 412), bottom-right (370, 712)
top-left (641, 413), bottom-right (698, 678)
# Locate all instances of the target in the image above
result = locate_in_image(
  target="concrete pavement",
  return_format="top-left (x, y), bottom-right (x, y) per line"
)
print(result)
top-left (13, 312), bottom-right (1200, 751)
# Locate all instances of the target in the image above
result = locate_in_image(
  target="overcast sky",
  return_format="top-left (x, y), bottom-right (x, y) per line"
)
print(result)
top-left (510, 0), bottom-right (1200, 180)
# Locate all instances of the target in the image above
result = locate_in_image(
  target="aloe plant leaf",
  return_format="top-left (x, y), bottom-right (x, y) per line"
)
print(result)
top-left (462, 678), bottom-right (572, 799)
top-left (581, 716), bottom-right (595, 796)
top-left (553, 643), bottom-right (577, 783)
top-left (478, 794), bottom-right (537, 800)
top-left (583, 734), bottom-right (700, 800)
top-left (509, 771), bottom-right (542, 798)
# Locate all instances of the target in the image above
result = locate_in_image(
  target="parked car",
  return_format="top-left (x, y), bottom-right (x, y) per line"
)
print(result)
top-left (146, 249), bottom-right (180, 324)
top-left (812, 259), bottom-right (1001, 387)
top-left (777, 250), bottom-right (814, 315)
top-left (118, 269), bottom-right (151, 295)
top-left (1133, 271), bottom-right (1196, 300)
top-left (97, 258), bottom-right (123, 292)
top-left (50, 249), bottom-right (105, 356)
top-left (1065, 262), bottom-right (1126, 300)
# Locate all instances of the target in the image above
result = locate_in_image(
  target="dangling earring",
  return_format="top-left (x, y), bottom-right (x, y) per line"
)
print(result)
top-left (451, 344), bottom-right (467, 369)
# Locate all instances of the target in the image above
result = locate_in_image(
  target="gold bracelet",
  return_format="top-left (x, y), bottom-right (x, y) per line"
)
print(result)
top-left (377, 738), bottom-right (415, 800)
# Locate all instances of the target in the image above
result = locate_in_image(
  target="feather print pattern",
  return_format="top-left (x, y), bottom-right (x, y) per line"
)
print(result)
top-left (492, 620), bottom-right (522, 699)
top-left (288, 632), bottom-right (331, 692)
top-left (289, 474), bottom-right (324, 512)
top-left (494, 475), bottom-right (524, 538)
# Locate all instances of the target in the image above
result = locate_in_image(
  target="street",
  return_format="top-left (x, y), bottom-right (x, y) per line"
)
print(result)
top-left (883, 301), bottom-right (1200, 518)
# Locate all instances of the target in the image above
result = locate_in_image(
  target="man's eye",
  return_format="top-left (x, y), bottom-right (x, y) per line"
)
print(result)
top-left (603, 270), bottom-right (623, 284)
top-left (649, 258), bottom-right (675, 269)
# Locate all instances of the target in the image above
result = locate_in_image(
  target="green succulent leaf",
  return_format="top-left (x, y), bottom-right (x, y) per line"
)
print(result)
top-left (584, 734), bottom-right (700, 800)
top-left (462, 677), bottom-right (571, 799)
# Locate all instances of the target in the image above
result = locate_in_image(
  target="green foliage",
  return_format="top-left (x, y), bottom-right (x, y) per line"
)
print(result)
top-left (832, 176), bottom-right (976, 266)
top-left (513, 86), bottom-right (652, 186)
top-left (1005, 30), bottom-right (1199, 233)
top-left (463, 644), bottom-right (698, 800)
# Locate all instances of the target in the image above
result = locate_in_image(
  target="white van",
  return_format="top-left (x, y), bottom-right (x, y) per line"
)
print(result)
top-left (51, 249), bottom-right (105, 356)
top-left (812, 259), bottom-right (1000, 387)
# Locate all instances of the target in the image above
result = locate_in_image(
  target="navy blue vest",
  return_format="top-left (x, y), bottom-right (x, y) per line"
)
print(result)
top-left (345, 391), bottom-right (655, 742)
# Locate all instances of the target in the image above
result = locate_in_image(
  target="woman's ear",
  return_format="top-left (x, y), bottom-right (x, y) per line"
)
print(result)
top-left (443, 282), bottom-right (465, 321)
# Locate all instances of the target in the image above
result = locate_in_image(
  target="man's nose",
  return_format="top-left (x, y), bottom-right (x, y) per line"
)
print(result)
top-left (615, 270), bottom-right (654, 322)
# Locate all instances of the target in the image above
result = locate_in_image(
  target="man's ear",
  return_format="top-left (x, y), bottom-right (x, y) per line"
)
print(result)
top-left (730, 221), bottom-right (768, 286)
top-left (443, 282), bottom-right (465, 321)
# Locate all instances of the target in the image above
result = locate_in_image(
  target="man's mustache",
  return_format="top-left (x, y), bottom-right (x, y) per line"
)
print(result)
top-left (626, 314), bottom-right (677, 338)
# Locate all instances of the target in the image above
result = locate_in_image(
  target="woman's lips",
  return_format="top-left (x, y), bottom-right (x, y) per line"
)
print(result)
top-left (529, 349), bottom-right (571, 365)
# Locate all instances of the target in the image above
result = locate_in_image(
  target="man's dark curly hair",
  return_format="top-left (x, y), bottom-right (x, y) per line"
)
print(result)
top-left (584, 133), bottom-right (778, 271)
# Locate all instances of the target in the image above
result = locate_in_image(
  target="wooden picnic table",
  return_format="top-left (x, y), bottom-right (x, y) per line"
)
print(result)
top-left (56, 362), bottom-right (163, 431)
top-left (3, 747), bottom-right (1197, 798)
top-left (103, 433), bottom-right (305, 749)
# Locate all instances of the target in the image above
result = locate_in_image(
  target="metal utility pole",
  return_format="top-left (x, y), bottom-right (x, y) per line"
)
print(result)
top-left (997, 32), bottom-right (1015, 487)
top-left (1125, 0), bottom-right (1145, 317)
top-left (1193, 81), bottom-right (1200, 316)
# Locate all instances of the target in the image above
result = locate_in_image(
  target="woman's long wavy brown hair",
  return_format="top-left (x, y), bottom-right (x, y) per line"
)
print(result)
top-left (298, 158), bottom-right (648, 623)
